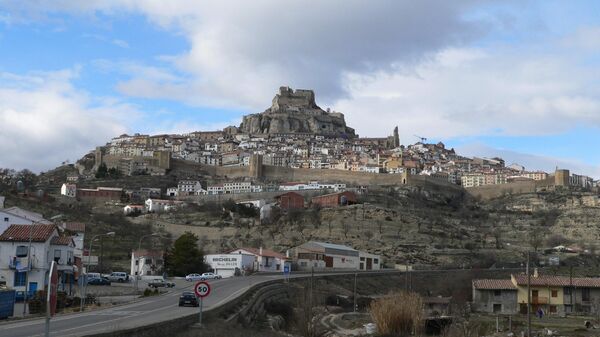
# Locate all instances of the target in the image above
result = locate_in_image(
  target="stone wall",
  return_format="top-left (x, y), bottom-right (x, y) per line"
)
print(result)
top-left (466, 177), bottom-right (555, 200)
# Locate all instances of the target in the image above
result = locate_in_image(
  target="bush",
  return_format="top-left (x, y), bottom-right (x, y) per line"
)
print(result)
top-left (370, 292), bottom-right (424, 336)
top-left (143, 288), bottom-right (152, 297)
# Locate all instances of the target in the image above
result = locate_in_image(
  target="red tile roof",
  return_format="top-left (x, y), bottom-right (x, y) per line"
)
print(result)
top-left (0, 224), bottom-right (57, 242)
top-left (63, 222), bottom-right (85, 232)
top-left (512, 274), bottom-right (600, 288)
top-left (51, 236), bottom-right (74, 246)
top-left (229, 247), bottom-right (288, 260)
top-left (473, 279), bottom-right (517, 290)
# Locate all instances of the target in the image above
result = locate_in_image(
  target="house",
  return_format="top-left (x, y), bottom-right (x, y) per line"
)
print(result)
top-left (166, 187), bottom-right (178, 197)
top-left (311, 191), bottom-right (357, 208)
top-left (204, 253), bottom-right (255, 278)
top-left (472, 279), bottom-right (518, 314)
top-left (177, 180), bottom-right (203, 196)
top-left (0, 224), bottom-right (76, 299)
top-left (0, 207), bottom-right (52, 235)
top-left (228, 247), bottom-right (291, 272)
top-left (294, 241), bottom-right (369, 270)
top-left (131, 250), bottom-right (164, 278)
top-left (275, 192), bottom-right (305, 210)
top-left (145, 198), bottom-right (183, 213)
top-left (123, 205), bottom-right (145, 215)
top-left (60, 183), bottom-right (77, 198)
top-left (472, 271), bottom-right (600, 315)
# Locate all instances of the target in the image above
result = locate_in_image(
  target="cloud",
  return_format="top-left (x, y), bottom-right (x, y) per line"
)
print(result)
top-left (111, 39), bottom-right (129, 48)
top-left (456, 142), bottom-right (600, 179)
top-left (2, 1), bottom-right (496, 109)
top-left (334, 41), bottom-right (600, 140)
top-left (0, 68), bottom-right (131, 172)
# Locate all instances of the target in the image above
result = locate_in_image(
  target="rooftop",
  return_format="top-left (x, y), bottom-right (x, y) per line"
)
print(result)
top-left (0, 224), bottom-right (57, 242)
top-left (472, 279), bottom-right (517, 290)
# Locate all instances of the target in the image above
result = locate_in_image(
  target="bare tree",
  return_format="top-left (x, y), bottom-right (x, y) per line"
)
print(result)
top-left (342, 222), bottom-right (351, 239)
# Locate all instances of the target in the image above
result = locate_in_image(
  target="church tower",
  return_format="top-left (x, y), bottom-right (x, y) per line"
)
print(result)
top-left (393, 126), bottom-right (400, 147)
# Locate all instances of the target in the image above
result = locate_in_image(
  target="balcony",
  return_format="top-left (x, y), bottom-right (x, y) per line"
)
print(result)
top-left (532, 296), bottom-right (548, 304)
top-left (9, 256), bottom-right (31, 271)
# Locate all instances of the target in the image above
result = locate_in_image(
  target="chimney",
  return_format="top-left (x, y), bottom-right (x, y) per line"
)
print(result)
top-left (259, 246), bottom-right (263, 256)
top-left (533, 268), bottom-right (539, 278)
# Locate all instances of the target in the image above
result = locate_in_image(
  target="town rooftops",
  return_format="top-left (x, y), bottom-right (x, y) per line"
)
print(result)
top-left (229, 247), bottom-right (288, 260)
top-left (472, 279), bottom-right (517, 290)
top-left (512, 274), bottom-right (600, 288)
top-left (51, 236), bottom-right (75, 246)
top-left (0, 224), bottom-right (57, 242)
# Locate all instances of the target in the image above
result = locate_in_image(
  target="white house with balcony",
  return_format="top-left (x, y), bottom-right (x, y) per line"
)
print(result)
top-left (130, 250), bottom-right (164, 278)
top-left (0, 224), bottom-right (76, 299)
top-left (0, 206), bottom-right (53, 235)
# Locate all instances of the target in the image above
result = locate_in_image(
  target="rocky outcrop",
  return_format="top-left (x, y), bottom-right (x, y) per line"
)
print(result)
top-left (238, 86), bottom-right (356, 137)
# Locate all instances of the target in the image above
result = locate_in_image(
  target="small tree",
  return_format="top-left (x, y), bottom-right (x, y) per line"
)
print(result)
top-left (166, 232), bottom-right (208, 276)
top-left (529, 228), bottom-right (544, 252)
top-left (95, 163), bottom-right (108, 178)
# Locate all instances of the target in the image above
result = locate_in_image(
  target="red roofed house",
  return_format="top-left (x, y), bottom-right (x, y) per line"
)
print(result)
top-left (0, 224), bottom-right (76, 300)
top-left (228, 247), bottom-right (291, 272)
top-left (275, 192), bottom-right (305, 210)
top-left (473, 271), bottom-right (600, 315)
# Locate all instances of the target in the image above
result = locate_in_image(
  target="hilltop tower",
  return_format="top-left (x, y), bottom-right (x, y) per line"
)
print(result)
top-left (393, 126), bottom-right (400, 147)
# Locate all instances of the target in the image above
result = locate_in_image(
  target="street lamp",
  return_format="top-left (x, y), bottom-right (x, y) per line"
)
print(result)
top-left (135, 233), bottom-right (160, 293)
top-left (80, 231), bottom-right (115, 312)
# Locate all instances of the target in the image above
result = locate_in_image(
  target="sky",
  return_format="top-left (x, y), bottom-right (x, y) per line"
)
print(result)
top-left (0, 1), bottom-right (599, 178)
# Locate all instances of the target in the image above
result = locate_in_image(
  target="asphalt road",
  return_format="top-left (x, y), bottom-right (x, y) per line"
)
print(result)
top-left (0, 274), bottom-right (287, 337)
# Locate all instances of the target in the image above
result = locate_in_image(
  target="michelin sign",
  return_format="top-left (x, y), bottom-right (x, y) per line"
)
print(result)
top-left (204, 253), bottom-right (255, 277)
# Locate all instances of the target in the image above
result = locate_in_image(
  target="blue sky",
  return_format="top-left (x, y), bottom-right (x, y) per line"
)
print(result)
top-left (0, 1), bottom-right (599, 177)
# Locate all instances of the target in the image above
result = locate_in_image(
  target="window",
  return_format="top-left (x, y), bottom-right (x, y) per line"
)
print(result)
top-left (145, 258), bottom-right (152, 264)
top-left (54, 249), bottom-right (61, 262)
top-left (494, 290), bottom-right (502, 297)
top-left (300, 262), bottom-right (307, 267)
top-left (14, 271), bottom-right (26, 286)
top-left (360, 257), bottom-right (365, 261)
top-left (135, 260), bottom-right (139, 265)
top-left (156, 259), bottom-right (163, 265)
top-left (374, 258), bottom-right (379, 264)
top-left (582, 288), bottom-right (591, 302)
top-left (4, 217), bottom-right (8, 222)
top-left (549, 305), bottom-right (557, 313)
top-left (493, 304), bottom-right (502, 313)
top-left (564, 287), bottom-right (572, 295)
top-left (552, 290), bottom-right (558, 298)
top-left (16, 245), bottom-right (28, 257)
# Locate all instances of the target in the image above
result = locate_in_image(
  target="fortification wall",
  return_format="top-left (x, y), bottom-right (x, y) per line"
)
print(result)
top-left (466, 177), bottom-right (555, 200)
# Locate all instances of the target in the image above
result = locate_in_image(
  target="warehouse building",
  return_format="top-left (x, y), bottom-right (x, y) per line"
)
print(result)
top-left (294, 241), bottom-right (380, 271)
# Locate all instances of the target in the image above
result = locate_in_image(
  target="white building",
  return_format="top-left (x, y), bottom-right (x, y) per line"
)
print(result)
top-left (177, 180), bottom-right (203, 196)
top-left (207, 185), bottom-right (224, 195)
top-left (223, 182), bottom-right (252, 194)
top-left (0, 206), bottom-right (52, 235)
top-left (131, 250), bottom-right (164, 278)
top-left (0, 224), bottom-right (75, 297)
top-left (59, 222), bottom-right (85, 258)
top-left (294, 241), bottom-right (381, 271)
top-left (228, 247), bottom-right (291, 272)
top-left (166, 187), bottom-right (178, 197)
top-left (123, 205), bottom-right (145, 215)
top-left (204, 253), bottom-right (255, 278)
top-left (145, 199), bottom-right (183, 213)
top-left (60, 183), bottom-right (77, 198)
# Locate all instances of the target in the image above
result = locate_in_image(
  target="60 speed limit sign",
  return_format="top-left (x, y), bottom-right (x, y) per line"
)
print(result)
top-left (194, 281), bottom-right (211, 298)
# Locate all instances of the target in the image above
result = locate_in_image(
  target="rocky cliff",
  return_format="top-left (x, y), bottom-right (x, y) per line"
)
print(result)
top-left (238, 86), bottom-right (356, 137)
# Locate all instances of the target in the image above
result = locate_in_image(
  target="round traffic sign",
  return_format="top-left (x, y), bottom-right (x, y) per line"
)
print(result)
top-left (194, 281), bottom-right (211, 298)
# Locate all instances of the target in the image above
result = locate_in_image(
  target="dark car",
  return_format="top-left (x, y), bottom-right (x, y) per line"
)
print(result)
top-left (148, 279), bottom-right (175, 288)
top-left (179, 291), bottom-right (199, 307)
top-left (87, 277), bottom-right (111, 286)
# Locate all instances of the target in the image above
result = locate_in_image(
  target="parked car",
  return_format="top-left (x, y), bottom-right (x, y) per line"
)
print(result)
top-left (87, 277), bottom-right (111, 286)
top-left (107, 272), bottom-right (129, 283)
top-left (199, 272), bottom-right (222, 280)
top-left (148, 279), bottom-right (175, 288)
top-left (178, 291), bottom-right (199, 307)
top-left (185, 273), bottom-right (203, 282)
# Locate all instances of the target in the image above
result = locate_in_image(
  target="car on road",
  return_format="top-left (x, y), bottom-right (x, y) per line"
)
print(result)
top-left (199, 272), bottom-right (222, 280)
top-left (87, 277), bottom-right (111, 286)
top-left (185, 273), bottom-right (202, 281)
top-left (148, 278), bottom-right (175, 288)
top-left (107, 272), bottom-right (129, 283)
top-left (178, 291), bottom-right (199, 307)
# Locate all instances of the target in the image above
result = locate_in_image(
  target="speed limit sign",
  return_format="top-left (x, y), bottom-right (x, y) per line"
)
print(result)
top-left (194, 281), bottom-right (211, 298)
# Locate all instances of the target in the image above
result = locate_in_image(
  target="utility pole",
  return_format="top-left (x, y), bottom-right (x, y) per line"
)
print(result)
top-left (527, 251), bottom-right (531, 337)
top-left (22, 222), bottom-right (35, 316)
top-left (353, 273), bottom-right (358, 312)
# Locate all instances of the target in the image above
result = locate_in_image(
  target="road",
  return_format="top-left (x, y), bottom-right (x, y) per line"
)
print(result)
top-left (0, 274), bottom-right (287, 337)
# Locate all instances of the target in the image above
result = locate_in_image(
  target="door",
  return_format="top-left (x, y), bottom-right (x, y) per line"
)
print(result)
top-left (324, 256), bottom-right (333, 268)
top-left (532, 290), bottom-right (539, 303)
top-left (28, 282), bottom-right (38, 297)
top-left (366, 258), bottom-right (373, 270)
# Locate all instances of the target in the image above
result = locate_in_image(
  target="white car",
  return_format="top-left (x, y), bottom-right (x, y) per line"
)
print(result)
top-left (199, 272), bottom-right (222, 280)
top-left (185, 273), bottom-right (203, 282)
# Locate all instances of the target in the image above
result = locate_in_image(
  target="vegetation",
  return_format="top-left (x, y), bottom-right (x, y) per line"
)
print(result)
top-left (165, 232), bottom-right (209, 276)
top-left (369, 291), bottom-right (424, 336)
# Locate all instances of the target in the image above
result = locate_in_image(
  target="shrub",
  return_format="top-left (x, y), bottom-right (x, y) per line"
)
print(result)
top-left (143, 289), bottom-right (152, 297)
top-left (369, 292), bottom-right (423, 336)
